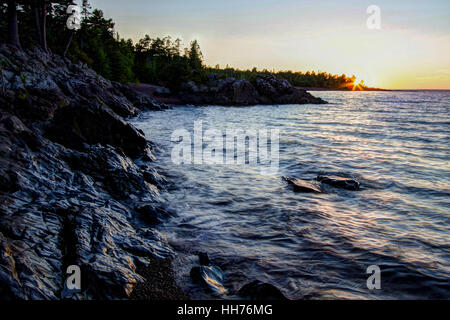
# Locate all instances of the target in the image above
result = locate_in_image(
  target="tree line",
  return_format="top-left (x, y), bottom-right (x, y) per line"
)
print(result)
top-left (1, 1), bottom-right (365, 90)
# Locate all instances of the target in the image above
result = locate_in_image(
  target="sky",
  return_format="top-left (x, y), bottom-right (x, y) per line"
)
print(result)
top-left (86, 0), bottom-right (450, 89)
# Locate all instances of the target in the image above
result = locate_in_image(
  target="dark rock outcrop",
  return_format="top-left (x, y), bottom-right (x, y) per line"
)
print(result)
top-left (283, 176), bottom-right (322, 193)
top-left (135, 204), bottom-right (172, 225)
top-left (190, 265), bottom-right (227, 296)
top-left (190, 253), bottom-right (227, 295)
top-left (238, 280), bottom-right (287, 300)
top-left (0, 44), bottom-right (179, 299)
top-left (317, 175), bottom-right (360, 190)
top-left (198, 252), bottom-right (211, 266)
top-left (178, 74), bottom-right (327, 106)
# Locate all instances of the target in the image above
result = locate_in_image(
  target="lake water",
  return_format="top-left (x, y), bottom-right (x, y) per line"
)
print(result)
top-left (131, 91), bottom-right (450, 299)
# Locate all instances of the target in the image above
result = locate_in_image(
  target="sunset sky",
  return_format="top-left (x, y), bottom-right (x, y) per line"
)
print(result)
top-left (87, 0), bottom-right (450, 89)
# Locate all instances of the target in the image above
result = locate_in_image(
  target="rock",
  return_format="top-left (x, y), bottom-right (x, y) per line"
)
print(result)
top-left (0, 43), bottom-right (176, 300)
top-left (255, 75), bottom-right (291, 97)
top-left (283, 176), bottom-right (322, 193)
top-left (64, 144), bottom-right (160, 201)
top-left (136, 204), bottom-right (171, 225)
top-left (317, 175), bottom-right (360, 190)
top-left (0, 169), bottom-right (19, 193)
top-left (141, 166), bottom-right (168, 188)
top-left (238, 280), bottom-right (287, 300)
top-left (208, 72), bottom-right (219, 82)
top-left (153, 87), bottom-right (171, 97)
top-left (178, 74), bottom-right (327, 106)
top-left (190, 265), bottom-right (228, 295)
top-left (232, 80), bottom-right (260, 105)
top-left (198, 252), bottom-right (211, 266)
top-left (190, 266), bottom-right (202, 283)
top-left (181, 81), bottom-right (199, 93)
top-left (190, 252), bottom-right (227, 295)
top-left (46, 100), bottom-right (149, 159)
top-left (130, 256), bottom-right (188, 300)
top-left (115, 82), bottom-right (168, 111)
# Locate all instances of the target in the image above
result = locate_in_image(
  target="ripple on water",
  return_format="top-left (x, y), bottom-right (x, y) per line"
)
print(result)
top-left (131, 91), bottom-right (450, 299)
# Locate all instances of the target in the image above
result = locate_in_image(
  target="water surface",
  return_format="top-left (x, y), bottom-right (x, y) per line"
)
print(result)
top-left (132, 91), bottom-right (450, 299)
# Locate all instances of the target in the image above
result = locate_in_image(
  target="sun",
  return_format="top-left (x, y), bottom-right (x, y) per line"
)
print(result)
top-left (352, 77), bottom-right (365, 91)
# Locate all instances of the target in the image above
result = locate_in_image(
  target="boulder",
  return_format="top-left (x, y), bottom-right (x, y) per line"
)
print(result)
top-left (198, 252), bottom-right (211, 266)
top-left (46, 101), bottom-right (149, 159)
top-left (190, 265), bottom-right (228, 295)
top-left (190, 252), bottom-right (227, 295)
top-left (135, 204), bottom-right (171, 225)
top-left (238, 280), bottom-right (287, 300)
top-left (317, 175), bottom-right (360, 190)
top-left (283, 176), bottom-right (322, 193)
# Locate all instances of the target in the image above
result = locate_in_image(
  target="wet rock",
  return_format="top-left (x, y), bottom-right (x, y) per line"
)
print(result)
top-left (317, 175), bottom-right (360, 190)
top-left (190, 265), bottom-right (228, 295)
top-left (190, 266), bottom-right (202, 283)
top-left (46, 101), bottom-right (148, 159)
top-left (141, 166), bottom-right (168, 188)
top-left (0, 169), bottom-right (19, 193)
top-left (190, 252), bottom-right (227, 295)
top-left (64, 144), bottom-right (160, 201)
top-left (283, 176), bottom-right (322, 193)
top-left (0, 44), bottom-right (174, 299)
top-left (238, 280), bottom-right (287, 300)
top-left (198, 252), bottom-right (211, 266)
top-left (136, 204), bottom-right (171, 225)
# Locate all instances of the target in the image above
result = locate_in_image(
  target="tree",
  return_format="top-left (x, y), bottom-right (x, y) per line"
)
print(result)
top-left (81, 0), bottom-right (91, 20)
top-left (188, 40), bottom-right (203, 70)
top-left (39, 0), bottom-right (48, 52)
top-left (30, 0), bottom-right (42, 48)
top-left (7, 0), bottom-right (21, 49)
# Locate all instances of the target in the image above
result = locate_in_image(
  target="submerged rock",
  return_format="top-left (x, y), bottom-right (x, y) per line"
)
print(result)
top-left (317, 175), bottom-right (360, 190)
top-left (283, 176), bottom-right (322, 193)
top-left (238, 280), bottom-right (287, 300)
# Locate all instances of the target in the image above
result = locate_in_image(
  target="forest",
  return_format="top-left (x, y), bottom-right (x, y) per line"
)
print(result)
top-left (0, 1), bottom-right (365, 90)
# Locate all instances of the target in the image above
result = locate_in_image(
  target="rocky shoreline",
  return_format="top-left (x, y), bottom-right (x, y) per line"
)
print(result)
top-left (0, 44), bottom-right (326, 300)
top-left (176, 74), bottom-right (327, 106)
top-left (0, 44), bottom-right (180, 299)
top-left (131, 75), bottom-right (328, 106)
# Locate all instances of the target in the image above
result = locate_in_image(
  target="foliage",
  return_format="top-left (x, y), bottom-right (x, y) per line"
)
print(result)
top-left (0, 1), bottom-right (364, 89)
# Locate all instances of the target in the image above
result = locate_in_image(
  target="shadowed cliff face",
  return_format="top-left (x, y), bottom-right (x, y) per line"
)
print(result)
top-left (0, 44), bottom-right (180, 299)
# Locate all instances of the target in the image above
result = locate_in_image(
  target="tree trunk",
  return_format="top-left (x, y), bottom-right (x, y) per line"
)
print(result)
top-left (40, 0), bottom-right (48, 52)
top-left (7, 0), bottom-right (21, 49)
top-left (63, 31), bottom-right (74, 57)
top-left (31, 0), bottom-right (43, 48)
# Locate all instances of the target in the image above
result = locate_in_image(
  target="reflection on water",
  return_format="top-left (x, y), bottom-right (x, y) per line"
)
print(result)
top-left (132, 91), bottom-right (450, 299)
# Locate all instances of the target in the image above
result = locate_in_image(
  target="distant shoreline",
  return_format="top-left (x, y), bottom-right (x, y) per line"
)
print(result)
top-left (295, 86), bottom-right (390, 91)
top-left (297, 87), bottom-right (450, 92)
